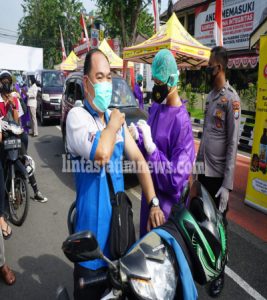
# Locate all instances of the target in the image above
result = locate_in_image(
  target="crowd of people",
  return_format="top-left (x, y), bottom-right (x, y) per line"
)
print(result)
top-left (0, 45), bottom-right (241, 299)
top-left (0, 71), bottom-right (47, 286)
top-left (66, 46), bottom-right (240, 300)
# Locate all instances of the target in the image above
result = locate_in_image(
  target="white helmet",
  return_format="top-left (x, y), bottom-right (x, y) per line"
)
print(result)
top-left (24, 155), bottom-right (35, 176)
top-left (0, 70), bottom-right (12, 81)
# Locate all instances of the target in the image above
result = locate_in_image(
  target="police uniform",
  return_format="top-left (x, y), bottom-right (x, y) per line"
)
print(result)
top-left (196, 81), bottom-right (241, 208)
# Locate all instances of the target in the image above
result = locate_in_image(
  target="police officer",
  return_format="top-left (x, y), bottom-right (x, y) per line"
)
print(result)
top-left (195, 46), bottom-right (241, 297)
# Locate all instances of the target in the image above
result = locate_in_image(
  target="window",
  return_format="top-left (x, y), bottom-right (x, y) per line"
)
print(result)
top-left (66, 79), bottom-right (76, 104)
top-left (42, 72), bottom-right (65, 88)
top-left (188, 13), bottom-right (195, 36)
top-left (179, 16), bottom-right (185, 26)
top-left (75, 80), bottom-right (84, 101)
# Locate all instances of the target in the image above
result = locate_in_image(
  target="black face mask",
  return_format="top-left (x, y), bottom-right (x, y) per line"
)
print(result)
top-left (138, 82), bottom-right (142, 87)
top-left (206, 65), bottom-right (219, 87)
top-left (0, 82), bottom-right (12, 94)
top-left (152, 84), bottom-right (169, 103)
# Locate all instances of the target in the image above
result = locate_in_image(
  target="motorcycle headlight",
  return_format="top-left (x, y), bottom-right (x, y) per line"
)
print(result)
top-left (130, 246), bottom-right (178, 300)
top-left (42, 93), bottom-right (50, 101)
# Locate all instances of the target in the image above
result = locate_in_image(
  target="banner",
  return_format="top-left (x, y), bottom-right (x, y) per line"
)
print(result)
top-left (214, 0), bottom-right (223, 46)
top-left (113, 38), bottom-right (120, 56)
top-left (80, 14), bottom-right (89, 51)
top-left (195, 0), bottom-right (267, 50)
top-left (91, 29), bottom-right (99, 49)
top-left (152, 0), bottom-right (160, 32)
top-left (59, 26), bottom-right (67, 61)
top-left (245, 35), bottom-right (267, 214)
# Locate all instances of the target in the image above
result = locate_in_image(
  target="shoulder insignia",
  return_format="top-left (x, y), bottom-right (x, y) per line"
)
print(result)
top-left (220, 96), bottom-right (228, 103)
top-left (232, 101), bottom-right (240, 119)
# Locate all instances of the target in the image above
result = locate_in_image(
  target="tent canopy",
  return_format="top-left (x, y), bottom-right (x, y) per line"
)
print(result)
top-left (250, 17), bottom-right (267, 49)
top-left (99, 39), bottom-right (134, 68)
top-left (54, 51), bottom-right (80, 71)
top-left (77, 39), bottom-right (134, 70)
top-left (123, 13), bottom-right (210, 68)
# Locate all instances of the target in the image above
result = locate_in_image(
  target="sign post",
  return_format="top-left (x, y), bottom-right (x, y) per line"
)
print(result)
top-left (245, 35), bottom-right (267, 214)
top-left (91, 29), bottom-right (99, 49)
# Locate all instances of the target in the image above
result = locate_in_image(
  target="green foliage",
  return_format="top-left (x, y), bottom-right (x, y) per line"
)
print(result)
top-left (198, 82), bottom-right (206, 94)
top-left (240, 82), bottom-right (257, 111)
top-left (185, 83), bottom-right (198, 110)
top-left (17, 0), bottom-right (84, 68)
top-left (189, 93), bottom-right (198, 111)
top-left (95, 0), bottom-right (153, 46)
top-left (178, 70), bottom-right (186, 92)
top-left (185, 83), bottom-right (192, 101)
top-left (187, 108), bottom-right (204, 120)
top-left (137, 10), bottom-right (154, 39)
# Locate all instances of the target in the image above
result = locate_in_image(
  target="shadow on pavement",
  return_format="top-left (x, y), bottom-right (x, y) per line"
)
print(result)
top-left (0, 254), bottom-right (73, 300)
top-left (32, 134), bottom-right (75, 192)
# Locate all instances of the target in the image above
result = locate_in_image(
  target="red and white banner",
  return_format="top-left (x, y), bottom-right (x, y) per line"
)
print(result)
top-left (152, 0), bottom-right (160, 33)
top-left (59, 25), bottom-right (67, 61)
top-left (80, 14), bottom-right (90, 51)
top-left (228, 56), bottom-right (259, 69)
top-left (195, 0), bottom-right (267, 50)
top-left (214, 0), bottom-right (223, 46)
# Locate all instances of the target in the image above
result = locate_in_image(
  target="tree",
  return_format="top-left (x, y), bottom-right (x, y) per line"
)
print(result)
top-left (17, 0), bottom-right (83, 68)
top-left (95, 0), bottom-right (154, 47)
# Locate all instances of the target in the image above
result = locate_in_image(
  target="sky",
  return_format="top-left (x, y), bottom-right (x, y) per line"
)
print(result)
top-left (0, 0), bottom-right (169, 45)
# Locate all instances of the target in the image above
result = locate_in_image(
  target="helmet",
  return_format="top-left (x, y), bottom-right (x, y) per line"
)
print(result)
top-left (0, 70), bottom-right (13, 93)
top-left (23, 155), bottom-right (35, 176)
top-left (168, 181), bottom-right (227, 285)
top-left (0, 70), bottom-right (12, 82)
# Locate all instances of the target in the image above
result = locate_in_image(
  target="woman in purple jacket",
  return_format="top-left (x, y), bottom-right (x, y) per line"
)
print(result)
top-left (133, 73), bottom-right (144, 110)
top-left (129, 49), bottom-right (195, 237)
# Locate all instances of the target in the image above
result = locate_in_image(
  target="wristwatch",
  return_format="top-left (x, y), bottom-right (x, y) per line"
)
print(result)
top-left (149, 197), bottom-right (160, 209)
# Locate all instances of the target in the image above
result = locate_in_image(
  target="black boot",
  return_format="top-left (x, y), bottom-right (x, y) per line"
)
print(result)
top-left (209, 272), bottom-right (224, 297)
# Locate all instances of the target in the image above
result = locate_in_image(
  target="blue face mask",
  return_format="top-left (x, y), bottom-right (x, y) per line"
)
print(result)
top-left (89, 80), bottom-right (113, 112)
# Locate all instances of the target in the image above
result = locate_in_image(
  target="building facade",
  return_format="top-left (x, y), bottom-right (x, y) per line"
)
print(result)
top-left (161, 0), bottom-right (267, 91)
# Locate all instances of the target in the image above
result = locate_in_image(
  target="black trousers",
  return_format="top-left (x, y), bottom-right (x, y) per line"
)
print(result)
top-left (198, 175), bottom-right (228, 221)
top-left (0, 161), bottom-right (5, 217)
top-left (73, 264), bottom-right (109, 300)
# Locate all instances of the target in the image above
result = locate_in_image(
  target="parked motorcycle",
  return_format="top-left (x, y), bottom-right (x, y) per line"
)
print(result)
top-left (58, 181), bottom-right (228, 300)
top-left (2, 122), bottom-right (30, 226)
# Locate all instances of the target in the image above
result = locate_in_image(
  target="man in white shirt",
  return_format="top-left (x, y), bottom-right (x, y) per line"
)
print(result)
top-left (27, 78), bottom-right (38, 136)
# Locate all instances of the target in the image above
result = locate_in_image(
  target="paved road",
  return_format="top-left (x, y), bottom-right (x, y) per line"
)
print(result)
top-left (0, 124), bottom-right (266, 300)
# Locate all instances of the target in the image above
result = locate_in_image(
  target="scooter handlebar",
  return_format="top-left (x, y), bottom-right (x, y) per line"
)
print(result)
top-left (79, 273), bottom-right (108, 289)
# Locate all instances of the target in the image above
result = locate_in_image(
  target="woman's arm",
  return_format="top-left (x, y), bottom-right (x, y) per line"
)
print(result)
top-left (124, 125), bottom-right (165, 228)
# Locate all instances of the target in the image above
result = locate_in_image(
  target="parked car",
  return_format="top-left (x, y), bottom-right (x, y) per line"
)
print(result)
top-left (35, 70), bottom-right (65, 125)
top-left (61, 72), bottom-right (148, 153)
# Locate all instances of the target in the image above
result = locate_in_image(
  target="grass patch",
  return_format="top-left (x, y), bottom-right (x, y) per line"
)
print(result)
top-left (188, 108), bottom-right (204, 120)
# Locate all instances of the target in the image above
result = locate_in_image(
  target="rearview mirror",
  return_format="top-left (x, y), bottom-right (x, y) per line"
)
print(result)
top-left (74, 100), bottom-right (83, 107)
top-left (62, 231), bottom-right (102, 263)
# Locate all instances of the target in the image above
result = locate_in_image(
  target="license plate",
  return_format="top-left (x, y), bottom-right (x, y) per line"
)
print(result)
top-left (4, 138), bottom-right (21, 150)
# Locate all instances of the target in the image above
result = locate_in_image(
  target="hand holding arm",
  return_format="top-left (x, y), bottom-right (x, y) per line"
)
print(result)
top-left (137, 120), bottom-right (156, 155)
top-left (124, 125), bottom-right (165, 230)
top-left (94, 109), bottom-right (125, 165)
